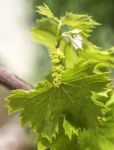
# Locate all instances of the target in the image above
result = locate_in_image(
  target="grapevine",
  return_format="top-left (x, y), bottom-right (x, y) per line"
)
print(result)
top-left (6, 4), bottom-right (114, 150)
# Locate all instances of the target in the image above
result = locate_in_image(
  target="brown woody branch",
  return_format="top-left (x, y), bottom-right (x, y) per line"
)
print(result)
top-left (0, 67), bottom-right (34, 90)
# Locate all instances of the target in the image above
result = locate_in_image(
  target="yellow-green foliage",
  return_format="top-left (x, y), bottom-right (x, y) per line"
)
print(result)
top-left (6, 4), bottom-right (114, 150)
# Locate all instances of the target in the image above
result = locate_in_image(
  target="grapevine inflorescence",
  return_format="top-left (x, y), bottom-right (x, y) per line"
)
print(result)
top-left (51, 48), bottom-right (65, 88)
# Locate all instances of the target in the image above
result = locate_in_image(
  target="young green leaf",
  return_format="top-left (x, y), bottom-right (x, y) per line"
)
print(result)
top-left (6, 60), bottom-right (111, 149)
top-left (36, 3), bottom-right (58, 21)
top-left (61, 12), bottom-right (100, 37)
top-left (32, 18), bottom-right (58, 49)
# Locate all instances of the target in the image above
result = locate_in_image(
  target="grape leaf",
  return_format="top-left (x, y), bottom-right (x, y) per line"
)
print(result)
top-left (80, 41), bottom-right (114, 68)
top-left (61, 13), bottom-right (100, 37)
top-left (64, 40), bottom-right (114, 69)
top-left (6, 60), bottom-right (111, 149)
top-left (36, 3), bottom-right (58, 21)
top-left (64, 44), bottom-right (77, 68)
top-left (77, 91), bottom-right (114, 150)
top-left (38, 125), bottom-right (78, 150)
top-left (78, 129), bottom-right (114, 150)
top-left (32, 18), bottom-right (58, 48)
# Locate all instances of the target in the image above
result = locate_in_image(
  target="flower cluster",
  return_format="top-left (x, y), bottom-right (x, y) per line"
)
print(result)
top-left (51, 48), bottom-right (65, 88)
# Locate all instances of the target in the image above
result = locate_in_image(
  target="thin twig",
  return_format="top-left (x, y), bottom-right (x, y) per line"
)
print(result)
top-left (0, 67), bottom-right (34, 90)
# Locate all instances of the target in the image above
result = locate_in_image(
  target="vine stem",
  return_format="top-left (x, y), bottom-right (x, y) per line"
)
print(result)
top-left (0, 67), bottom-right (34, 90)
